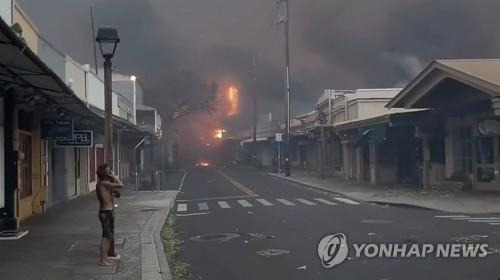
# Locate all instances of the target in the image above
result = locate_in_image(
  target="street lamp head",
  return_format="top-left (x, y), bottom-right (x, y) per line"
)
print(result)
top-left (96, 27), bottom-right (120, 59)
top-left (130, 75), bottom-right (137, 82)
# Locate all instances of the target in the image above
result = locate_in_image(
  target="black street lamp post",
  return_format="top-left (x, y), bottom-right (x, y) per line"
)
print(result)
top-left (96, 26), bottom-right (120, 259)
top-left (96, 27), bottom-right (120, 168)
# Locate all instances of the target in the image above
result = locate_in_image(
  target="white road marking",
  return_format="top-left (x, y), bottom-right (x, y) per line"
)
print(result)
top-left (435, 215), bottom-right (469, 218)
top-left (296, 198), bottom-right (316, 206)
top-left (177, 195), bottom-right (256, 203)
top-left (198, 202), bottom-right (209, 211)
top-left (218, 170), bottom-right (258, 196)
top-left (177, 171), bottom-right (188, 191)
top-left (488, 223), bottom-right (500, 226)
top-left (468, 220), bottom-right (500, 223)
top-left (314, 198), bottom-right (337, 205)
top-left (256, 199), bottom-right (274, 206)
top-left (276, 199), bottom-right (296, 206)
top-left (451, 217), bottom-right (498, 220)
top-left (237, 200), bottom-right (253, 208)
top-left (217, 201), bottom-right (231, 209)
top-left (176, 212), bottom-right (211, 217)
top-left (333, 197), bottom-right (360, 205)
top-left (177, 204), bottom-right (187, 212)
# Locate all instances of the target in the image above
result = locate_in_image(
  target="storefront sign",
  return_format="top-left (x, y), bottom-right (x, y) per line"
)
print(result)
top-left (41, 120), bottom-right (74, 140)
top-left (56, 130), bottom-right (93, 147)
top-left (276, 133), bottom-right (283, 142)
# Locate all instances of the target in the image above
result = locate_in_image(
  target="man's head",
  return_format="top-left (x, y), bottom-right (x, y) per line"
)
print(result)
top-left (97, 164), bottom-right (110, 181)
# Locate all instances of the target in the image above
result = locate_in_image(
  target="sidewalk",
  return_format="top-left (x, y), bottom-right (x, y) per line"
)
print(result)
top-left (0, 187), bottom-right (177, 280)
top-left (269, 170), bottom-right (500, 214)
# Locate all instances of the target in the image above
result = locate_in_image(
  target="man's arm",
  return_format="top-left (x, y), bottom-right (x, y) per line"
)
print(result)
top-left (101, 177), bottom-right (124, 189)
top-left (110, 174), bottom-right (124, 188)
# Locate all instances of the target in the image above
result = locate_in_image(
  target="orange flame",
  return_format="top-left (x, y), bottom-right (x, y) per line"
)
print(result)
top-left (214, 129), bottom-right (226, 139)
top-left (227, 86), bottom-right (239, 116)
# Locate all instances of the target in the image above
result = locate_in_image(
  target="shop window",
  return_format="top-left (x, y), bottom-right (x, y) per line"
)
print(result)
top-left (477, 167), bottom-right (495, 183)
top-left (476, 137), bottom-right (494, 164)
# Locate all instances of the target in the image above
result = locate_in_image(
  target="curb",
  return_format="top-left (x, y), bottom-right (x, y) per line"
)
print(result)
top-left (266, 172), bottom-right (461, 213)
top-left (140, 192), bottom-right (177, 280)
top-left (154, 199), bottom-right (174, 280)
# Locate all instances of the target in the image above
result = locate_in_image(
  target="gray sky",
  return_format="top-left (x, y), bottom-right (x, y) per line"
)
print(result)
top-left (17, 0), bottom-right (500, 130)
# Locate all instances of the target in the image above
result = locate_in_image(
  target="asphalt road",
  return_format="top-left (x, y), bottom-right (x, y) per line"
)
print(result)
top-left (172, 166), bottom-right (500, 280)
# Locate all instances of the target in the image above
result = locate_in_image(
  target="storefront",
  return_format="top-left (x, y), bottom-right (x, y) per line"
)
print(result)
top-left (388, 59), bottom-right (500, 191)
top-left (0, 17), bottom-right (101, 231)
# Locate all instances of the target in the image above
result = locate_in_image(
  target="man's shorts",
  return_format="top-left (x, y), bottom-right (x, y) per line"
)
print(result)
top-left (98, 210), bottom-right (114, 239)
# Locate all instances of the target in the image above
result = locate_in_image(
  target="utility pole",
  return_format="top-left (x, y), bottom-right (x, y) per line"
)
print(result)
top-left (252, 54), bottom-right (257, 165)
top-left (281, 0), bottom-right (292, 176)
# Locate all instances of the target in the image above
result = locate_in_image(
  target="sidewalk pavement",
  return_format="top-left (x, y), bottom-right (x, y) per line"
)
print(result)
top-left (0, 187), bottom-right (177, 280)
top-left (269, 170), bottom-right (500, 214)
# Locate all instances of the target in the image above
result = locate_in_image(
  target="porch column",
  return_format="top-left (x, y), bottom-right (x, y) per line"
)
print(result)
top-left (342, 143), bottom-right (350, 178)
top-left (320, 126), bottom-right (326, 178)
top-left (422, 135), bottom-right (431, 188)
top-left (369, 140), bottom-right (377, 185)
top-left (356, 146), bottom-right (363, 181)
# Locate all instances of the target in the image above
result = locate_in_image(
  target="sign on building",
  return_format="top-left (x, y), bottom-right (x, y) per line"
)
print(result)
top-left (276, 133), bottom-right (283, 142)
top-left (56, 130), bottom-right (93, 147)
top-left (41, 120), bottom-right (74, 140)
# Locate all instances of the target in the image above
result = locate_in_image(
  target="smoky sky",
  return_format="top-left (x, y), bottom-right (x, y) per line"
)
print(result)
top-left (17, 0), bottom-right (500, 132)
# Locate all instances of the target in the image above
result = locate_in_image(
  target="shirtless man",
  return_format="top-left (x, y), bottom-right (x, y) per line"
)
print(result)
top-left (96, 164), bottom-right (124, 266)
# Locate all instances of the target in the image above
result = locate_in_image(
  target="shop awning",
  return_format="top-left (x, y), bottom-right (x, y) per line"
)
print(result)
top-left (88, 105), bottom-right (154, 137)
top-left (0, 17), bottom-right (98, 119)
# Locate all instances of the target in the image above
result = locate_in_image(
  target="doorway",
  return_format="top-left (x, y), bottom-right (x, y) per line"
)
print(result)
top-left (50, 147), bottom-right (66, 204)
top-left (475, 136), bottom-right (499, 190)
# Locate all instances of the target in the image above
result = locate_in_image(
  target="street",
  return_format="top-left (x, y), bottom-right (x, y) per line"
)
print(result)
top-left (173, 166), bottom-right (500, 280)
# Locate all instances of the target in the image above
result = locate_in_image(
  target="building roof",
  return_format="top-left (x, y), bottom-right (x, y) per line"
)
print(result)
top-left (0, 16), bottom-right (99, 120)
top-left (387, 59), bottom-right (500, 109)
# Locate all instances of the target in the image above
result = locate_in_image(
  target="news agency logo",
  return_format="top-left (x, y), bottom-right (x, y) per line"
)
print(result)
top-left (318, 233), bottom-right (489, 269)
top-left (317, 233), bottom-right (349, 268)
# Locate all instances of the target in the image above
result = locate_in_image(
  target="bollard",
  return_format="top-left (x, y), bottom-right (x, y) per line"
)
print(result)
top-left (135, 172), bottom-right (139, 191)
top-left (156, 171), bottom-right (161, 191)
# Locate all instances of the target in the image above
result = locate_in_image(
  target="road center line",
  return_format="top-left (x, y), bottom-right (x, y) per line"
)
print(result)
top-left (218, 170), bottom-right (258, 197)
top-left (177, 171), bottom-right (188, 191)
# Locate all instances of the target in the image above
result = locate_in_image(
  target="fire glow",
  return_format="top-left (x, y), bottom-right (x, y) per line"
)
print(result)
top-left (214, 129), bottom-right (226, 139)
top-left (227, 86), bottom-right (239, 116)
